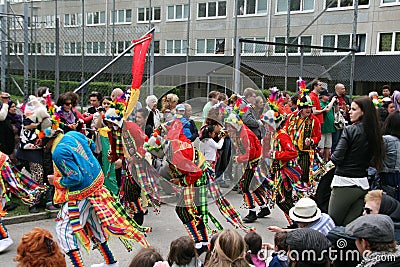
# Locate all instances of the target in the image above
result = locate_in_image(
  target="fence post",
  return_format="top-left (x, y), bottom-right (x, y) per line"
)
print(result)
top-left (234, 36), bottom-right (241, 94)
top-left (55, 1), bottom-right (60, 100)
top-left (23, 2), bottom-right (28, 100)
top-left (0, 1), bottom-right (6, 92)
top-left (350, 0), bottom-right (359, 99)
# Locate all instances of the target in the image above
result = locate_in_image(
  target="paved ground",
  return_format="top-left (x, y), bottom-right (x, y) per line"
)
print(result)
top-left (1, 190), bottom-right (287, 267)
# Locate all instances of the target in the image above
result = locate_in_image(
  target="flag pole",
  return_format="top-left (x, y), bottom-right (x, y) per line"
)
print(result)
top-left (73, 27), bottom-right (155, 93)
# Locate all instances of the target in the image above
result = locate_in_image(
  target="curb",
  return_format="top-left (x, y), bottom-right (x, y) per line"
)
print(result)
top-left (3, 210), bottom-right (58, 225)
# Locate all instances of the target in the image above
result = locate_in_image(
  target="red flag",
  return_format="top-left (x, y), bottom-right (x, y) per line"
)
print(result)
top-left (131, 33), bottom-right (152, 90)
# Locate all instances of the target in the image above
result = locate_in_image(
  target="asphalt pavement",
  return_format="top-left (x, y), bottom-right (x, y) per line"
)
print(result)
top-left (1, 189), bottom-right (288, 267)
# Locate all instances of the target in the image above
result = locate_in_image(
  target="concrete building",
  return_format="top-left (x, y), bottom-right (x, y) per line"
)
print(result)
top-left (2, 0), bottom-right (400, 95)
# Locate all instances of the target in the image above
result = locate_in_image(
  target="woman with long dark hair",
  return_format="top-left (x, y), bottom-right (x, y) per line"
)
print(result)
top-left (380, 111), bottom-right (400, 201)
top-left (328, 96), bottom-right (384, 226)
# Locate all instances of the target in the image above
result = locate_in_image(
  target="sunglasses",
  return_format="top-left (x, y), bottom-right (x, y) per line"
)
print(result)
top-left (363, 207), bottom-right (372, 214)
top-left (64, 102), bottom-right (72, 106)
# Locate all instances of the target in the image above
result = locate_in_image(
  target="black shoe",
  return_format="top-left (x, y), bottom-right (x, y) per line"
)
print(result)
top-left (243, 211), bottom-right (257, 223)
top-left (256, 207), bottom-right (271, 218)
top-left (4, 202), bottom-right (18, 212)
top-left (29, 205), bottom-right (39, 213)
top-left (196, 245), bottom-right (208, 256)
top-left (133, 212), bottom-right (144, 226)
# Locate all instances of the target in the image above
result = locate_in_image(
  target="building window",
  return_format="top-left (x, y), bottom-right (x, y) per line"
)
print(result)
top-left (87, 11), bottom-right (106, 26)
top-left (378, 32), bottom-right (400, 52)
top-left (237, 0), bottom-right (267, 15)
top-left (110, 41), bottom-right (132, 54)
top-left (325, 0), bottom-right (369, 8)
top-left (86, 41), bottom-right (106, 55)
top-left (167, 4), bottom-right (189, 20)
top-left (138, 7), bottom-right (161, 22)
top-left (64, 42), bottom-right (82, 55)
top-left (274, 36), bottom-right (312, 53)
top-left (382, 0), bottom-right (400, 4)
top-left (45, 15), bottom-right (55, 28)
top-left (111, 9), bottom-right (132, 24)
top-left (198, 1), bottom-right (227, 18)
top-left (28, 43), bottom-right (41, 54)
top-left (45, 42), bottom-right (55, 55)
top-left (322, 34), bottom-right (366, 53)
top-left (12, 43), bottom-right (23, 55)
top-left (153, 40), bottom-right (160, 54)
top-left (242, 37), bottom-right (267, 54)
top-left (196, 38), bottom-right (225, 54)
top-left (166, 40), bottom-right (188, 54)
top-left (64, 13), bottom-right (82, 27)
top-left (11, 17), bottom-right (24, 29)
top-left (277, 0), bottom-right (313, 13)
top-left (28, 15), bottom-right (40, 29)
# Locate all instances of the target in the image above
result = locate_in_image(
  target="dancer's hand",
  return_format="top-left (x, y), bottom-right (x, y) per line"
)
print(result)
top-left (47, 175), bottom-right (55, 185)
top-left (267, 226), bottom-right (284, 233)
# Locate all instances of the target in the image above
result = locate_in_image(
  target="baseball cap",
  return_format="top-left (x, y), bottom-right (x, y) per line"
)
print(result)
top-left (176, 104), bottom-right (185, 111)
top-left (1, 92), bottom-right (10, 98)
top-left (320, 90), bottom-right (330, 97)
top-left (345, 214), bottom-right (395, 243)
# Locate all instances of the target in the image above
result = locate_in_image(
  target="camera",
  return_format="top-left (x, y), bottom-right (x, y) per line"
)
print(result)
top-left (97, 107), bottom-right (106, 112)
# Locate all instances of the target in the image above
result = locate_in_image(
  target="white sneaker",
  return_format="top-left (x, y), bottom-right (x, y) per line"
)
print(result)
top-left (0, 237), bottom-right (14, 253)
top-left (91, 262), bottom-right (119, 267)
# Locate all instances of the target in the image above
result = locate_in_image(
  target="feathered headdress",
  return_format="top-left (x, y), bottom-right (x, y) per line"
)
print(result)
top-left (261, 87), bottom-right (285, 130)
top-left (224, 98), bottom-right (248, 130)
top-left (296, 78), bottom-right (313, 107)
top-left (104, 94), bottom-right (128, 128)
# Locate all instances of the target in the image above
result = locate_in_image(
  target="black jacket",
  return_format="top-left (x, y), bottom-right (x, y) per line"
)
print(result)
top-left (332, 123), bottom-right (372, 178)
top-left (240, 98), bottom-right (262, 140)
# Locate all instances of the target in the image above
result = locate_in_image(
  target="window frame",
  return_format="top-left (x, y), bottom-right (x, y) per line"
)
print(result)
top-left (240, 37), bottom-right (267, 55)
top-left (377, 32), bottom-right (400, 54)
top-left (110, 9), bottom-right (132, 24)
top-left (274, 36), bottom-right (313, 54)
top-left (325, 0), bottom-right (370, 10)
top-left (165, 39), bottom-right (188, 55)
top-left (167, 4), bottom-right (189, 21)
top-left (86, 41), bottom-right (106, 55)
top-left (276, 0), bottom-right (314, 14)
top-left (87, 11), bottom-right (106, 26)
top-left (321, 33), bottom-right (367, 54)
top-left (64, 13), bottom-right (82, 27)
top-left (380, 0), bottom-right (400, 6)
top-left (236, 0), bottom-right (268, 16)
top-left (197, 1), bottom-right (227, 20)
top-left (196, 38), bottom-right (225, 55)
top-left (137, 6), bottom-right (161, 23)
top-left (45, 42), bottom-right (55, 55)
top-left (64, 42), bottom-right (82, 56)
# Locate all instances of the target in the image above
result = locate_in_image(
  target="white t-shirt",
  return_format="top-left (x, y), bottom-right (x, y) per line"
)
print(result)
top-left (200, 137), bottom-right (224, 162)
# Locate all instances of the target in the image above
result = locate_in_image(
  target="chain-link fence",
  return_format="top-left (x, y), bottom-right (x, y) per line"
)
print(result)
top-left (237, 38), bottom-right (355, 95)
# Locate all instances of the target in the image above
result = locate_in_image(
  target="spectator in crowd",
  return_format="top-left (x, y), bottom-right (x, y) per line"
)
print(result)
top-left (379, 97), bottom-right (392, 123)
top-left (183, 103), bottom-right (199, 142)
top-left (364, 190), bottom-right (400, 222)
top-left (345, 214), bottom-right (400, 266)
top-left (285, 228), bottom-right (331, 267)
top-left (129, 248), bottom-right (167, 267)
top-left (218, 92), bottom-right (229, 106)
top-left (278, 91), bottom-right (293, 116)
top-left (0, 92), bottom-right (10, 121)
top-left (382, 84), bottom-right (391, 98)
top-left (318, 90), bottom-right (337, 162)
top-left (204, 233), bottom-right (219, 267)
top-left (0, 92), bottom-right (14, 156)
top-left (380, 111), bottom-right (400, 201)
top-left (331, 83), bottom-right (350, 153)
top-left (240, 87), bottom-right (263, 140)
top-left (329, 97), bottom-right (384, 226)
top-left (268, 197), bottom-right (336, 236)
top-left (167, 236), bottom-right (201, 267)
top-left (136, 108), bottom-right (153, 137)
top-left (284, 95), bottom-right (321, 184)
top-left (290, 94), bottom-right (299, 112)
top-left (244, 231), bottom-right (266, 267)
top-left (392, 90), bottom-right (400, 111)
top-left (206, 229), bottom-right (251, 267)
top-left (175, 104), bottom-right (193, 141)
top-left (6, 100), bottom-right (22, 165)
top-left (199, 124), bottom-right (225, 169)
top-left (203, 91), bottom-right (220, 124)
top-left (254, 96), bottom-right (265, 119)
top-left (161, 93), bottom-right (179, 122)
top-left (93, 96), bottom-right (112, 130)
top-left (388, 101), bottom-right (396, 115)
top-left (14, 227), bottom-right (66, 267)
top-left (265, 232), bottom-right (289, 267)
top-left (309, 80), bottom-right (325, 124)
top-left (145, 95), bottom-right (161, 130)
top-left (56, 92), bottom-right (83, 133)
top-left (83, 91), bottom-right (102, 131)
top-left (111, 88), bottom-right (124, 102)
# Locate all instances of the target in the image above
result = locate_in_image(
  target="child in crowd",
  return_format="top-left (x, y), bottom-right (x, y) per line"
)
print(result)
top-left (199, 124), bottom-right (225, 169)
top-left (175, 104), bottom-right (193, 141)
top-left (14, 227), bottom-right (66, 267)
top-left (167, 236), bottom-right (201, 267)
top-left (244, 231), bottom-right (266, 267)
top-left (129, 248), bottom-right (168, 267)
top-left (203, 233), bottom-right (219, 266)
top-left (266, 232), bottom-right (289, 267)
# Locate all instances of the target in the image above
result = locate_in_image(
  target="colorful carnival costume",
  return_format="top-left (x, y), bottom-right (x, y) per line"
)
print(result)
top-left (225, 111), bottom-right (266, 223)
top-left (146, 120), bottom-right (252, 255)
top-left (0, 151), bottom-right (47, 252)
top-left (284, 94), bottom-right (321, 185)
top-left (49, 130), bottom-right (150, 267)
